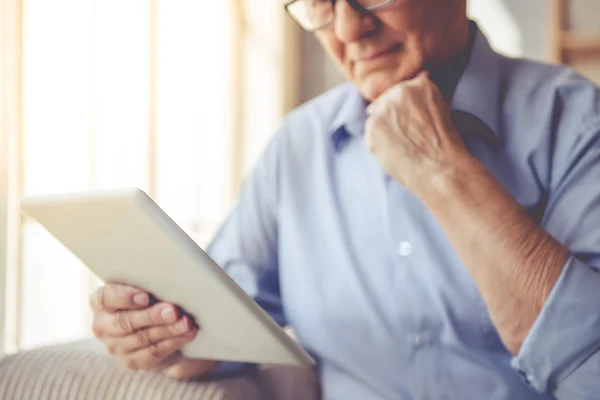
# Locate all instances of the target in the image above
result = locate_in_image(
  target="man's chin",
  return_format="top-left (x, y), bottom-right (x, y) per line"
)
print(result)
top-left (356, 72), bottom-right (403, 101)
top-left (354, 66), bottom-right (424, 101)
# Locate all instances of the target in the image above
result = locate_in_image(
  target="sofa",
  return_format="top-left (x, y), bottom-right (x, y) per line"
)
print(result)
top-left (0, 338), bottom-right (321, 400)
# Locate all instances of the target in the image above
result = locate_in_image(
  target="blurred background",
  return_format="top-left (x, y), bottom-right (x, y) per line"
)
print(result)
top-left (1, 0), bottom-right (600, 355)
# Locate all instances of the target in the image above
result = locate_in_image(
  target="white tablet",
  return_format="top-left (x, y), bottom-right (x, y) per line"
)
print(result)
top-left (20, 187), bottom-right (314, 367)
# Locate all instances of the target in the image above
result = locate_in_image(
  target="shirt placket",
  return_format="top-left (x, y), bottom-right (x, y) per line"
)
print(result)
top-left (385, 177), bottom-right (441, 394)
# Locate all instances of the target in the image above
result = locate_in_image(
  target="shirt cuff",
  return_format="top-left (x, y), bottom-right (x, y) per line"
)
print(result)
top-left (511, 255), bottom-right (600, 393)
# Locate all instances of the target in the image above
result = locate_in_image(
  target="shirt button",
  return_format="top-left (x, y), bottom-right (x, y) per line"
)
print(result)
top-left (397, 241), bottom-right (412, 257)
top-left (407, 333), bottom-right (427, 348)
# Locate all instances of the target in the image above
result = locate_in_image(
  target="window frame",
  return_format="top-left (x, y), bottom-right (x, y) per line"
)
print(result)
top-left (1, 0), bottom-right (24, 356)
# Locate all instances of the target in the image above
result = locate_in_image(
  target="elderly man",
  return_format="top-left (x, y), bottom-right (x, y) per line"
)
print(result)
top-left (89, 0), bottom-right (600, 399)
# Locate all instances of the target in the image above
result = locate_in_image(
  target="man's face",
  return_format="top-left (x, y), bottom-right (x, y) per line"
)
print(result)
top-left (314, 0), bottom-right (468, 101)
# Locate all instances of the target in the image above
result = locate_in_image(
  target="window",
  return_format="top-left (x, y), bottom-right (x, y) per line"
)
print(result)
top-left (467, 0), bottom-right (523, 58)
top-left (1, 0), bottom-right (300, 354)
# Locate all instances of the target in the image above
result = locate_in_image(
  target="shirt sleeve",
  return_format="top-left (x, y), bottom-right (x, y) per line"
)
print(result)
top-left (200, 127), bottom-right (287, 375)
top-left (206, 126), bottom-right (287, 326)
top-left (510, 123), bottom-right (600, 398)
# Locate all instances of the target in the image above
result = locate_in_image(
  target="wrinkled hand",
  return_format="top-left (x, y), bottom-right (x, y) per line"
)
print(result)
top-left (90, 284), bottom-right (216, 380)
top-left (365, 71), bottom-right (468, 196)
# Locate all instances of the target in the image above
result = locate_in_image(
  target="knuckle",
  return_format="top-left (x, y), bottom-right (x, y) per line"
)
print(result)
top-left (147, 343), bottom-right (164, 360)
top-left (167, 322), bottom-right (185, 337)
top-left (135, 329), bottom-right (152, 348)
top-left (165, 325), bottom-right (178, 338)
top-left (392, 85), bottom-right (407, 96)
top-left (116, 312), bottom-right (134, 334)
top-left (399, 88), bottom-right (412, 101)
top-left (408, 85), bottom-right (420, 96)
top-left (91, 316), bottom-right (105, 338)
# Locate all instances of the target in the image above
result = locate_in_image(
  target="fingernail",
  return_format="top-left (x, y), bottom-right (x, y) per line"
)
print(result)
top-left (175, 318), bottom-right (190, 333)
top-left (133, 293), bottom-right (148, 306)
top-left (161, 307), bottom-right (176, 322)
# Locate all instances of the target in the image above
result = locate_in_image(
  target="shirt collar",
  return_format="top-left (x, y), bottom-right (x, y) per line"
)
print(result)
top-left (329, 21), bottom-right (501, 152)
top-left (450, 21), bottom-right (501, 143)
top-left (328, 85), bottom-right (368, 146)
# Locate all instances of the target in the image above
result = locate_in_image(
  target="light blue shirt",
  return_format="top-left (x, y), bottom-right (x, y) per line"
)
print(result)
top-left (207, 24), bottom-right (600, 399)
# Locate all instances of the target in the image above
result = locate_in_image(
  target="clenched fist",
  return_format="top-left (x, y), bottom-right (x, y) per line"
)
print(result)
top-left (365, 71), bottom-right (469, 197)
top-left (90, 283), bottom-right (216, 380)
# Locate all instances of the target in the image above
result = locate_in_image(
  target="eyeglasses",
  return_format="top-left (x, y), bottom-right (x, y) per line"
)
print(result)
top-left (285, 0), bottom-right (396, 32)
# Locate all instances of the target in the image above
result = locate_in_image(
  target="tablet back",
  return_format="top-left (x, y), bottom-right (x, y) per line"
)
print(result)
top-left (20, 187), bottom-right (314, 367)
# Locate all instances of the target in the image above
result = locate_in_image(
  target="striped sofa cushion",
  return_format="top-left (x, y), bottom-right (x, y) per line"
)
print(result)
top-left (0, 339), bottom-right (261, 400)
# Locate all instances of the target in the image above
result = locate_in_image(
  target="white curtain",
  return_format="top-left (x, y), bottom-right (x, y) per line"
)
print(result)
top-left (467, 0), bottom-right (523, 57)
top-left (1, 0), bottom-right (300, 353)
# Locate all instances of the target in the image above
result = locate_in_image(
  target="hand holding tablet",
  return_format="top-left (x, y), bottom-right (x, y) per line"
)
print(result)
top-left (20, 187), bottom-right (314, 371)
top-left (89, 282), bottom-right (218, 379)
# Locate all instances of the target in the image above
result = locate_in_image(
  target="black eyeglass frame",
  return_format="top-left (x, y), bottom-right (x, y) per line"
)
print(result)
top-left (284, 0), bottom-right (396, 32)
